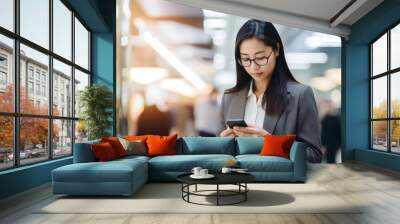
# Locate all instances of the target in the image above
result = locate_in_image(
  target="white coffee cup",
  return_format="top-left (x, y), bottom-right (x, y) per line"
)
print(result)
top-left (191, 167), bottom-right (202, 176)
top-left (200, 169), bottom-right (208, 176)
top-left (221, 167), bottom-right (232, 174)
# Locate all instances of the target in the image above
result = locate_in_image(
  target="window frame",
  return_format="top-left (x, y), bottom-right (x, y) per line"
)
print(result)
top-left (0, 0), bottom-right (92, 171)
top-left (369, 20), bottom-right (400, 154)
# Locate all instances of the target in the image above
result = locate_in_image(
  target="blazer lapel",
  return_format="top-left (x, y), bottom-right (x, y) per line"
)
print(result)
top-left (263, 89), bottom-right (292, 134)
top-left (231, 84), bottom-right (250, 119)
top-left (263, 110), bottom-right (280, 134)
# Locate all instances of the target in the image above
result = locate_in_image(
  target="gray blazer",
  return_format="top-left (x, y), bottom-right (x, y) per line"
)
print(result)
top-left (218, 81), bottom-right (322, 163)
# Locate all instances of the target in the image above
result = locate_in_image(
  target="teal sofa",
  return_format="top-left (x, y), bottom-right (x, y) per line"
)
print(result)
top-left (52, 137), bottom-right (307, 196)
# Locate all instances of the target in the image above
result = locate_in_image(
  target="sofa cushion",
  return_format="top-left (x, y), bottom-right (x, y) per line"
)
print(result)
top-left (124, 135), bottom-right (148, 141)
top-left (52, 159), bottom-right (147, 183)
top-left (178, 137), bottom-right (235, 155)
top-left (91, 142), bottom-right (118, 161)
top-left (148, 154), bottom-right (235, 172)
top-left (119, 138), bottom-right (147, 156)
top-left (260, 135), bottom-right (296, 159)
top-left (101, 137), bottom-right (127, 158)
top-left (235, 137), bottom-right (263, 155)
top-left (115, 155), bottom-right (150, 163)
top-left (147, 134), bottom-right (178, 157)
top-left (236, 155), bottom-right (293, 172)
top-left (73, 139), bottom-right (101, 163)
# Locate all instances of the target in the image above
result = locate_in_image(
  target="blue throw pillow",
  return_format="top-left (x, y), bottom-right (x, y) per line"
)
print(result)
top-left (235, 137), bottom-right (264, 155)
top-left (179, 137), bottom-right (235, 155)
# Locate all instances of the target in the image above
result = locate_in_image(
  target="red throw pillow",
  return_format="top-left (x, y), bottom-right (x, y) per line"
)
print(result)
top-left (101, 137), bottom-right (126, 158)
top-left (91, 142), bottom-right (117, 161)
top-left (259, 135), bottom-right (296, 159)
top-left (146, 134), bottom-right (178, 157)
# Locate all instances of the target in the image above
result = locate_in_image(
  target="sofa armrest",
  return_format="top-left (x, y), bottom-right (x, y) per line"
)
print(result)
top-left (73, 140), bottom-right (100, 163)
top-left (289, 141), bottom-right (307, 181)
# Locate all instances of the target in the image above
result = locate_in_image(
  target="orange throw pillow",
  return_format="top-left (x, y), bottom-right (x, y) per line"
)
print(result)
top-left (146, 134), bottom-right (178, 157)
top-left (124, 135), bottom-right (148, 141)
top-left (101, 137), bottom-right (126, 158)
top-left (259, 135), bottom-right (296, 159)
top-left (91, 142), bottom-right (117, 161)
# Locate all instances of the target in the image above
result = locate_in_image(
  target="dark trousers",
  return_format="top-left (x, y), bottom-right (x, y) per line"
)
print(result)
top-left (326, 146), bottom-right (339, 163)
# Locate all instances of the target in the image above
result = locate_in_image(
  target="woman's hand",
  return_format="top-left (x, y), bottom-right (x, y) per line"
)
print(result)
top-left (232, 124), bottom-right (271, 137)
top-left (219, 127), bottom-right (236, 137)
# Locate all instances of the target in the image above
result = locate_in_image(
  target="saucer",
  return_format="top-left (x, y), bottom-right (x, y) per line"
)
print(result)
top-left (190, 174), bottom-right (215, 179)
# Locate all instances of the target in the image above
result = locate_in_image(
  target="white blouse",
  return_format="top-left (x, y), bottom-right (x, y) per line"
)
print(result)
top-left (244, 81), bottom-right (266, 128)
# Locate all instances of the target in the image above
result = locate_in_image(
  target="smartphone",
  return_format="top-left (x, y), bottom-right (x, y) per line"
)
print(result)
top-left (226, 119), bottom-right (248, 129)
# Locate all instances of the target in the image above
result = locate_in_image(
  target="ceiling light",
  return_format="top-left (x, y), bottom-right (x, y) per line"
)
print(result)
top-left (128, 67), bottom-right (169, 85)
top-left (310, 77), bottom-right (338, 92)
top-left (134, 18), bottom-right (207, 91)
top-left (305, 33), bottom-right (341, 49)
top-left (286, 52), bottom-right (328, 64)
top-left (158, 79), bottom-right (198, 97)
top-left (325, 68), bottom-right (341, 85)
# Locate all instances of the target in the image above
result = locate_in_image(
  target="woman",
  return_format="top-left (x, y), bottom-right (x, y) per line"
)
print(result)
top-left (218, 19), bottom-right (322, 163)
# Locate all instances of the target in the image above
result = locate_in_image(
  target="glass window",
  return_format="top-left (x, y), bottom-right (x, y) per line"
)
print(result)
top-left (75, 120), bottom-right (88, 143)
top-left (371, 24), bottom-right (400, 153)
top-left (28, 67), bottom-right (34, 80)
top-left (391, 72), bottom-right (400, 118)
top-left (19, 117), bottom-right (49, 165)
top-left (74, 18), bottom-right (89, 70)
top-left (20, 0), bottom-right (49, 49)
top-left (372, 33), bottom-right (387, 76)
top-left (36, 84), bottom-right (40, 95)
top-left (20, 44), bottom-right (49, 115)
top-left (42, 85), bottom-right (46, 96)
top-left (0, 35), bottom-right (13, 113)
top-left (53, 59), bottom-right (72, 117)
top-left (28, 81), bottom-right (34, 93)
top-left (0, 0), bottom-right (92, 170)
top-left (35, 70), bottom-right (40, 80)
top-left (53, 119), bottom-right (72, 158)
top-left (0, 116), bottom-right (14, 170)
top-left (74, 69), bottom-right (89, 118)
top-left (0, 0), bottom-right (14, 31)
top-left (0, 71), bottom-right (7, 84)
top-left (53, 0), bottom-right (72, 60)
top-left (372, 121), bottom-right (388, 151)
top-left (391, 120), bottom-right (400, 153)
top-left (0, 54), bottom-right (7, 67)
top-left (372, 76), bottom-right (387, 119)
top-left (391, 24), bottom-right (400, 70)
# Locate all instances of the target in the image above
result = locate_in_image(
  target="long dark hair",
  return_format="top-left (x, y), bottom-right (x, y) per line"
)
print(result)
top-left (225, 19), bottom-right (298, 115)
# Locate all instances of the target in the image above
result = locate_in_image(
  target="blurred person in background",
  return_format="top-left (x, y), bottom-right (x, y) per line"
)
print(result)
top-left (194, 87), bottom-right (220, 137)
top-left (169, 103), bottom-right (196, 137)
top-left (137, 101), bottom-right (173, 136)
top-left (321, 100), bottom-right (341, 163)
top-left (218, 19), bottom-right (322, 163)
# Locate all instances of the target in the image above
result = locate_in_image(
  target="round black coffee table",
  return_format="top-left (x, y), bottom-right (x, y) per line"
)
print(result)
top-left (177, 173), bottom-right (255, 206)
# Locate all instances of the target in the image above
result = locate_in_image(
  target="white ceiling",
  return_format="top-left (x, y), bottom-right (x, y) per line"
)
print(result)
top-left (166, 0), bottom-right (384, 38)
top-left (227, 0), bottom-right (352, 22)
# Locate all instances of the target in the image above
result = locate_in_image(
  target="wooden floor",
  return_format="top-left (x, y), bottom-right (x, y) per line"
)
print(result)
top-left (1, 162), bottom-right (400, 224)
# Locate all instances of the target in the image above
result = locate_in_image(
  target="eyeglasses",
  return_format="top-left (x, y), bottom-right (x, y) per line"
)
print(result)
top-left (238, 50), bottom-right (273, 67)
